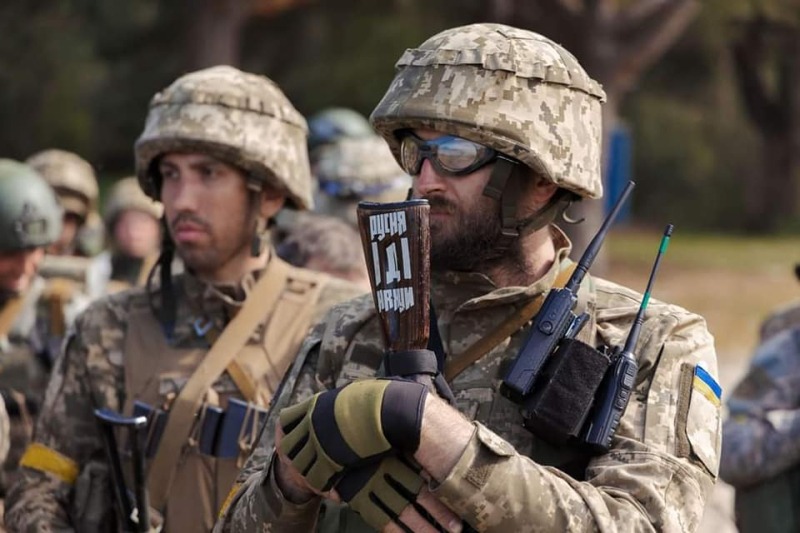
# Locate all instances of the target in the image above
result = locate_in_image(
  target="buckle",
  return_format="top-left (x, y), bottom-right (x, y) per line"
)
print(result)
top-left (192, 317), bottom-right (214, 338)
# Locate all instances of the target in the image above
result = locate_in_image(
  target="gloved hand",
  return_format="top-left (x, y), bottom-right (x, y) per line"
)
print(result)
top-left (338, 456), bottom-right (463, 533)
top-left (338, 455), bottom-right (423, 529)
top-left (278, 379), bottom-right (428, 492)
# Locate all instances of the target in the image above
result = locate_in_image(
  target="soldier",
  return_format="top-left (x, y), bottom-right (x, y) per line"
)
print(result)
top-left (719, 304), bottom-right (800, 530)
top-left (312, 135), bottom-right (412, 227)
top-left (25, 149), bottom-right (100, 258)
top-left (6, 65), bottom-right (364, 532)
top-left (86, 177), bottom-right (163, 299)
top-left (275, 212), bottom-right (370, 290)
top-left (0, 159), bottom-right (63, 494)
top-left (217, 24), bottom-right (722, 533)
top-left (307, 107), bottom-right (374, 154)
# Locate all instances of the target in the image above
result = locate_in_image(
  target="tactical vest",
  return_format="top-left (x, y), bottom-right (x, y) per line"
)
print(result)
top-left (317, 270), bottom-right (599, 532)
top-left (122, 258), bottom-right (326, 531)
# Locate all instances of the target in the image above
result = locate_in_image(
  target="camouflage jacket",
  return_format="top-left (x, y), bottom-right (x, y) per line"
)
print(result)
top-left (4, 257), bottom-right (363, 532)
top-left (0, 275), bottom-right (75, 493)
top-left (218, 232), bottom-right (721, 533)
top-left (719, 327), bottom-right (800, 488)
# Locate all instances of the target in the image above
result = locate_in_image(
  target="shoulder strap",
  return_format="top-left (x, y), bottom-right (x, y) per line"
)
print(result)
top-left (147, 257), bottom-right (291, 510)
top-left (444, 263), bottom-right (577, 381)
top-left (226, 264), bottom-right (325, 403)
top-left (0, 295), bottom-right (26, 339)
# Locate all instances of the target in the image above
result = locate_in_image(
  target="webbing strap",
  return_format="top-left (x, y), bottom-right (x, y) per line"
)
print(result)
top-left (444, 263), bottom-right (577, 381)
top-left (147, 257), bottom-right (291, 511)
top-left (0, 294), bottom-right (25, 339)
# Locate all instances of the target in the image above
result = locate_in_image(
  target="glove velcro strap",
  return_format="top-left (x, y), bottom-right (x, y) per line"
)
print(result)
top-left (381, 381), bottom-right (427, 452)
top-left (384, 350), bottom-right (439, 377)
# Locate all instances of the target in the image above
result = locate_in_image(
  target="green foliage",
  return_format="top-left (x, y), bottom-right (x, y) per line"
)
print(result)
top-left (0, 0), bottom-right (793, 233)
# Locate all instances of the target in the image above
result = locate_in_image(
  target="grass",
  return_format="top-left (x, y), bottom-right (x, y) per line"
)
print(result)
top-left (606, 228), bottom-right (800, 390)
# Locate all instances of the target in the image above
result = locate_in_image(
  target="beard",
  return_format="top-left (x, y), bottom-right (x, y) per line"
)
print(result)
top-left (427, 194), bottom-right (523, 273)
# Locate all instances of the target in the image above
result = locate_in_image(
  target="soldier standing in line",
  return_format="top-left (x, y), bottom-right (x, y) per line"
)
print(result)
top-left (0, 160), bottom-right (63, 499)
top-left (217, 24), bottom-right (722, 533)
top-left (25, 149), bottom-right (101, 259)
top-left (312, 135), bottom-right (412, 227)
top-left (275, 212), bottom-right (371, 290)
top-left (719, 269), bottom-right (800, 532)
top-left (85, 177), bottom-right (163, 299)
top-left (5, 65), bottom-right (364, 532)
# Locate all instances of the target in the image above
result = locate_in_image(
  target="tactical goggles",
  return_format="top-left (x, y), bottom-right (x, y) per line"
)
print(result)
top-left (399, 133), bottom-right (499, 177)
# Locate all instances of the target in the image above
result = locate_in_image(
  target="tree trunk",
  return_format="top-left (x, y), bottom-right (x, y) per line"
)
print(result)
top-left (186, 0), bottom-right (251, 69)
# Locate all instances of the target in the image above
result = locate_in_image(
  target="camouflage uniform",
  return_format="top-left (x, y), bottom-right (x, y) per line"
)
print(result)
top-left (6, 66), bottom-right (365, 532)
top-left (719, 319), bottom-right (800, 530)
top-left (217, 24), bottom-right (721, 533)
top-left (0, 160), bottom-right (63, 499)
top-left (313, 136), bottom-right (411, 227)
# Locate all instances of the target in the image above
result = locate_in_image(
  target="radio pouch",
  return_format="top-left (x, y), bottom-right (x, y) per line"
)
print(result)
top-left (522, 338), bottom-right (612, 444)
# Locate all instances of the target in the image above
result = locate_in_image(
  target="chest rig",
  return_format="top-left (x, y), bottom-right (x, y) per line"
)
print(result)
top-left (121, 258), bottom-right (324, 531)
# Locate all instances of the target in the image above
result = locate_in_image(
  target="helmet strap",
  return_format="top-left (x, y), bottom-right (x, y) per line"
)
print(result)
top-left (482, 158), bottom-right (522, 252)
top-left (482, 159), bottom-right (579, 251)
top-left (146, 216), bottom-right (177, 341)
top-left (250, 216), bottom-right (269, 257)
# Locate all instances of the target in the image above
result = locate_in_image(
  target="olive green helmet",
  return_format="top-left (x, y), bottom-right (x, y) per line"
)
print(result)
top-left (371, 23), bottom-right (605, 199)
top-left (25, 149), bottom-right (99, 219)
top-left (135, 65), bottom-right (313, 210)
top-left (0, 159), bottom-right (63, 251)
top-left (103, 177), bottom-right (163, 230)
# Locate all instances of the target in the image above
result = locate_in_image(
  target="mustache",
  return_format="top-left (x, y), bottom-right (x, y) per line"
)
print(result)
top-left (421, 194), bottom-right (456, 213)
top-left (170, 213), bottom-right (211, 232)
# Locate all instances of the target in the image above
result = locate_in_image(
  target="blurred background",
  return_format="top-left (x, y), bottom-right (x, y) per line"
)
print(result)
top-left (1, 0), bottom-right (798, 529)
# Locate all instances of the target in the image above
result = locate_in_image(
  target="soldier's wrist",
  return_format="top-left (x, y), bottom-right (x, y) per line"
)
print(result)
top-left (273, 453), bottom-right (317, 504)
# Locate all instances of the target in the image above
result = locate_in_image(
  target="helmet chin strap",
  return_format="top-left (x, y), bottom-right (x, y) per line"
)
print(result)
top-left (482, 159), bottom-right (579, 252)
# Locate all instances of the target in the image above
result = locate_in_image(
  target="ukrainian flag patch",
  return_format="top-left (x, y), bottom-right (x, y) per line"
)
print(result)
top-left (693, 365), bottom-right (722, 407)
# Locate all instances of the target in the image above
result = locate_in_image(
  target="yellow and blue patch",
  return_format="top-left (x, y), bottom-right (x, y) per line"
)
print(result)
top-left (693, 365), bottom-right (722, 408)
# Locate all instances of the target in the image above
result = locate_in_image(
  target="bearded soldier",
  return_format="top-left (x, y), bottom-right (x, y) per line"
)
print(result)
top-left (217, 24), bottom-right (721, 533)
top-left (6, 66), bottom-right (364, 532)
top-left (0, 160), bottom-right (63, 496)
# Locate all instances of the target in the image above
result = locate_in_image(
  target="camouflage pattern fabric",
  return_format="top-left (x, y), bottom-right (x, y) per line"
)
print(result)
top-left (759, 300), bottom-right (800, 342)
top-left (371, 23), bottom-right (605, 199)
top-left (102, 177), bottom-right (163, 230)
top-left (25, 149), bottom-right (98, 220)
top-left (719, 327), bottom-right (800, 488)
top-left (135, 66), bottom-right (314, 210)
top-left (0, 276), bottom-right (73, 494)
top-left (217, 228), bottom-right (721, 533)
top-left (4, 259), bottom-right (363, 531)
top-left (312, 136), bottom-right (411, 226)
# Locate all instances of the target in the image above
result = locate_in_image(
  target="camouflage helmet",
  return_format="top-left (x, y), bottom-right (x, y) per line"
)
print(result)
top-left (25, 149), bottom-right (99, 219)
top-left (371, 23), bottom-right (605, 199)
top-left (0, 159), bottom-right (63, 251)
top-left (103, 177), bottom-right (164, 229)
top-left (314, 136), bottom-right (410, 198)
top-left (135, 65), bottom-right (313, 210)
top-left (307, 107), bottom-right (374, 153)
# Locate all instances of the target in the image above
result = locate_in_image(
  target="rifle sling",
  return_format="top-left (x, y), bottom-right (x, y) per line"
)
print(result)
top-left (444, 263), bottom-right (577, 381)
top-left (0, 294), bottom-right (25, 339)
top-left (147, 257), bottom-right (290, 511)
